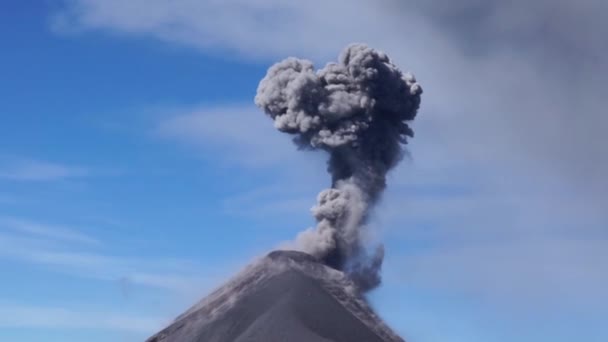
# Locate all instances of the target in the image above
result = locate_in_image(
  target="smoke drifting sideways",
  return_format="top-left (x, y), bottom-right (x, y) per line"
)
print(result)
top-left (255, 44), bottom-right (422, 292)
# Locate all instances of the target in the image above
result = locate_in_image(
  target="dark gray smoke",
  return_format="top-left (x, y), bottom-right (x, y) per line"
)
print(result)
top-left (255, 44), bottom-right (422, 291)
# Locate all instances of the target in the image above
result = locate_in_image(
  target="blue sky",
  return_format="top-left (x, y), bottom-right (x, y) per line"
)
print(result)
top-left (1, 1), bottom-right (607, 342)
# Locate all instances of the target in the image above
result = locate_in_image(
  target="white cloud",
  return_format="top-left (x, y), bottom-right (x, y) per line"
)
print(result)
top-left (0, 159), bottom-right (87, 181)
top-left (0, 216), bottom-right (100, 245)
top-left (157, 105), bottom-right (335, 221)
top-left (157, 105), bottom-right (299, 167)
top-left (0, 218), bottom-right (208, 293)
top-left (52, 0), bottom-right (378, 60)
top-left (222, 192), bottom-right (313, 219)
top-left (0, 241), bottom-right (206, 293)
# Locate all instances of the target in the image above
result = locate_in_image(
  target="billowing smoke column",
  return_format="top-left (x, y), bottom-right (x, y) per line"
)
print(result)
top-left (255, 44), bottom-right (422, 291)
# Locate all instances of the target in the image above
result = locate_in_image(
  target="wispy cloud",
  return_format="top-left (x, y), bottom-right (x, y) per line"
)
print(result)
top-left (0, 159), bottom-right (87, 182)
top-left (0, 304), bottom-right (166, 334)
top-left (0, 216), bottom-right (100, 245)
top-left (220, 182), bottom-right (319, 219)
top-left (157, 105), bottom-right (334, 220)
top-left (0, 232), bottom-right (207, 293)
top-left (157, 105), bottom-right (300, 167)
top-left (0, 216), bottom-right (209, 293)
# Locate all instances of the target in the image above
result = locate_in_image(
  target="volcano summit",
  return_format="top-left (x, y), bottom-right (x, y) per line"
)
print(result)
top-left (146, 250), bottom-right (404, 342)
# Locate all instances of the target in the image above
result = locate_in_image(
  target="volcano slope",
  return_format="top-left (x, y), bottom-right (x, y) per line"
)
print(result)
top-left (146, 250), bottom-right (403, 342)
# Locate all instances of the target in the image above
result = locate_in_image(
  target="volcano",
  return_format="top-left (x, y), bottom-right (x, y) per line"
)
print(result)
top-left (146, 250), bottom-right (403, 342)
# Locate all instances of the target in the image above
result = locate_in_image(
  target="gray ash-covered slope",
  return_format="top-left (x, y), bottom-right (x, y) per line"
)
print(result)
top-left (147, 250), bottom-right (403, 342)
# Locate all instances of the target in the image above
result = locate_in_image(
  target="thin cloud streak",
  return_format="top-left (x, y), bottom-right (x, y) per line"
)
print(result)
top-left (157, 105), bottom-right (299, 167)
top-left (0, 216), bottom-right (100, 245)
top-left (0, 222), bottom-right (207, 293)
top-left (0, 159), bottom-right (87, 181)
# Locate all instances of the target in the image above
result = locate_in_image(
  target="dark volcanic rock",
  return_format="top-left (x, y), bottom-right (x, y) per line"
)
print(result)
top-left (147, 250), bottom-right (403, 342)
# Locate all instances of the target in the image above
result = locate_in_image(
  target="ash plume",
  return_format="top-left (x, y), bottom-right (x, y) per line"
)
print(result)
top-left (255, 44), bottom-right (422, 291)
